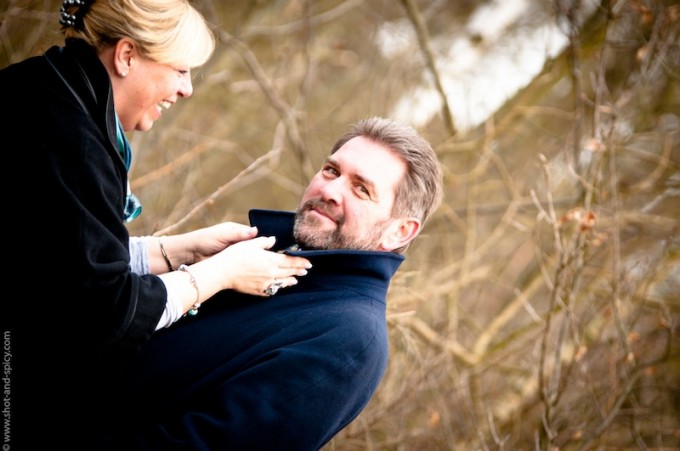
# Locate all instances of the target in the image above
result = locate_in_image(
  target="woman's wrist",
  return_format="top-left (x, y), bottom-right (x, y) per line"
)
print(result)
top-left (178, 264), bottom-right (201, 316)
top-left (155, 234), bottom-right (195, 273)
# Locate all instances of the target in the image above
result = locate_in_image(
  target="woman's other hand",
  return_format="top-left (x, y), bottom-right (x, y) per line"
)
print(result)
top-left (188, 222), bottom-right (260, 263)
top-left (210, 236), bottom-right (311, 296)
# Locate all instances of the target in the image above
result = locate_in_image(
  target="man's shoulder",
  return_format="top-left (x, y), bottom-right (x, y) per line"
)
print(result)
top-left (296, 295), bottom-right (388, 346)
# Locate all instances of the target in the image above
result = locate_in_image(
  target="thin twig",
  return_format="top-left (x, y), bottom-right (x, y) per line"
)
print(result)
top-left (399, 0), bottom-right (456, 137)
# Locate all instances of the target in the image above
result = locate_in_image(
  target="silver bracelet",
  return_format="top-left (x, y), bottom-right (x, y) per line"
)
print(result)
top-left (178, 264), bottom-right (200, 316)
top-left (159, 237), bottom-right (175, 272)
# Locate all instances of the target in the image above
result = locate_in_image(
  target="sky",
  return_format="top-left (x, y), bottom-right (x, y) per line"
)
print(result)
top-left (375, 0), bottom-right (599, 134)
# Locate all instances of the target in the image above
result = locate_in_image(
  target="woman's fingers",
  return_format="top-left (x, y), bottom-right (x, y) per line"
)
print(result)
top-left (212, 236), bottom-right (312, 296)
top-left (261, 276), bottom-right (299, 297)
top-left (234, 237), bottom-right (312, 271)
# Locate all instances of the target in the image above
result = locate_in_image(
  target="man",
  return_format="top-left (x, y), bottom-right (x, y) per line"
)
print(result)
top-left (98, 116), bottom-right (444, 450)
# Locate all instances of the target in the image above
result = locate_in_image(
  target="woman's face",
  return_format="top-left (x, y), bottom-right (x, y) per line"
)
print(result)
top-left (106, 39), bottom-right (194, 132)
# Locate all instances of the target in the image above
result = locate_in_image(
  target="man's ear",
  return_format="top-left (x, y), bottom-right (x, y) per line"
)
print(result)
top-left (380, 217), bottom-right (421, 252)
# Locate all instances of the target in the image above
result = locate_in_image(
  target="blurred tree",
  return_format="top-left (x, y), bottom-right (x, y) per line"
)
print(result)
top-left (2, 0), bottom-right (678, 449)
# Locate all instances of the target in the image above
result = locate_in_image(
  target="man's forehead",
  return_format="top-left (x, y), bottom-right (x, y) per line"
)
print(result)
top-left (331, 137), bottom-right (406, 190)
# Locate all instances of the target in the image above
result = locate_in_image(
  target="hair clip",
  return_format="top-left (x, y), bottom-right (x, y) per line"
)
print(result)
top-left (59, 0), bottom-right (91, 29)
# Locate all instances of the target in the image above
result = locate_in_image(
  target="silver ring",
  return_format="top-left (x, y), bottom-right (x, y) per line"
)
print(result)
top-left (264, 279), bottom-right (284, 296)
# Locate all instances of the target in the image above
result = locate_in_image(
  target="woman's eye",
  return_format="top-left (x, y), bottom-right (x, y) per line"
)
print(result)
top-left (167, 63), bottom-right (190, 76)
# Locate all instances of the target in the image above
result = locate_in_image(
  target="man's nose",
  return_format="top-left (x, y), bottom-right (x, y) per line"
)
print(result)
top-left (319, 177), bottom-right (344, 204)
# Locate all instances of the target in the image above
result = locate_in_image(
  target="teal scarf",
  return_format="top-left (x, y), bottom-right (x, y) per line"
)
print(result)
top-left (115, 114), bottom-right (142, 222)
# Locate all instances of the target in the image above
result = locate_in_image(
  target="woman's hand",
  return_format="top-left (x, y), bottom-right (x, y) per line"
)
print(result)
top-left (155, 222), bottom-right (312, 315)
top-left (208, 235), bottom-right (311, 296)
top-left (151, 222), bottom-right (258, 274)
top-left (187, 222), bottom-right (260, 263)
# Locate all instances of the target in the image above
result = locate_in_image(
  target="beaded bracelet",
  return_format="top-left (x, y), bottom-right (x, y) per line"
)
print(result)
top-left (178, 264), bottom-right (200, 316)
top-left (158, 237), bottom-right (175, 272)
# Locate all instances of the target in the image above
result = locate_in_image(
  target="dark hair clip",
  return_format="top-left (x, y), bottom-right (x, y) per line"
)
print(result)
top-left (59, 0), bottom-right (92, 29)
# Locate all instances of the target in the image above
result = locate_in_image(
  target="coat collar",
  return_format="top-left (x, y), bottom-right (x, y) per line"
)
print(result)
top-left (248, 209), bottom-right (405, 283)
top-left (45, 39), bottom-right (120, 165)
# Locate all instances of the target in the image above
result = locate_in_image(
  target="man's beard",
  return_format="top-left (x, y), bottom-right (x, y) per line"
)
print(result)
top-left (293, 200), bottom-right (390, 251)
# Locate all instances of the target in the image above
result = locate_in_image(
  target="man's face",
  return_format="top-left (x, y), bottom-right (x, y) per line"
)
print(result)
top-left (293, 136), bottom-right (406, 251)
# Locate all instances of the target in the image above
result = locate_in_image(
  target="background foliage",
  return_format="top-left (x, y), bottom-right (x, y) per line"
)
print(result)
top-left (2, 0), bottom-right (678, 449)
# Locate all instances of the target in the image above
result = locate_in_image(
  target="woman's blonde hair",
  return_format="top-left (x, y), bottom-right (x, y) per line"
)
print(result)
top-left (62, 0), bottom-right (215, 68)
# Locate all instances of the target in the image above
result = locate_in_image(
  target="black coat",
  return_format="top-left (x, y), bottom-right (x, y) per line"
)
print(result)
top-left (1, 39), bottom-right (166, 445)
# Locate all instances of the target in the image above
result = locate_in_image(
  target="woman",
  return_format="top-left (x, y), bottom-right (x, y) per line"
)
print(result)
top-left (0, 0), bottom-right (309, 445)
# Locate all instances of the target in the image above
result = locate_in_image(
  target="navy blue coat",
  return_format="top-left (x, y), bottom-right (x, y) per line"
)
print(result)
top-left (99, 209), bottom-right (405, 450)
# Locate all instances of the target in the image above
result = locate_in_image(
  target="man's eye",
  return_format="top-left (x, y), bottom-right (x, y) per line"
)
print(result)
top-left (322, 167), bottom-right (339, 176)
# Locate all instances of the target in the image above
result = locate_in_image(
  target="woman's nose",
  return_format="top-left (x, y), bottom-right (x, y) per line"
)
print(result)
top-left (179, 73), bottom-right (193, 98)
